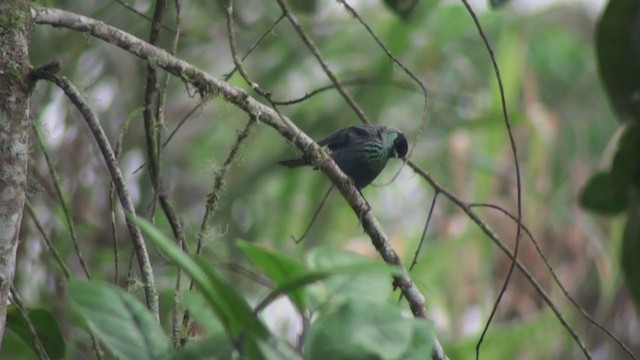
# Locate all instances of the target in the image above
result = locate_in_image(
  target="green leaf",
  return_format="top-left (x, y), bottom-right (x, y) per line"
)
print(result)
top-left (238, 241), bottom-right (307, 310)
top-left (307, 247), bottom-right (396, 304)
top-left (67, 279), bottom-right (170, 360)
top-left (289, 0), bottom-right (317, 13)
top-left (596, 0), bottom-right (640, 122)
top-left (622, 206), bottom-right (640, 309)
top-left (181, 291), bottom-right (226, 336)
top-left (304, 299), bottom-right (432, 360)
top-left (1, 329), bottom-right (38, 360)
top-left (579, 171), bottom-right (627, 215)
top-left (399, 320), bottom-right (435, 360)
top-left (135, 218), bottom-right (269, 359)
top-left (611, 124), bottom-right (640, 189)
top-left (5, 307), bottom-right (66, 359)
top-left (489, 0), bottom-right (511, 8)
top-left (257, 337), bottom-right (305, 360)
top-left (383, 0), bottom-right (420, 19)
top-left (255, 260), bottom-right (401, 313)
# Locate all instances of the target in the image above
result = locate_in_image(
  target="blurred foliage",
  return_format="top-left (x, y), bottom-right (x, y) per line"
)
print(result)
top-left (579, 0), bottom-right (640, 311)
top-left (3, 0), bottom-right (639, 359)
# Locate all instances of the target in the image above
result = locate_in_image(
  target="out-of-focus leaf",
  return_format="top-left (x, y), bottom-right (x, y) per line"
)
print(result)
top-left (257, 338), bottom-right (305, 360)
top-left (1, 329), bottom-right (38, 360)
top-left (383, 0), bottom-right (421, 19)
top-left (306, 247), bottom-right (394, 304)
top-left (596, 0), bottom-right (640, 122)
top-left (621, 203), bottom-right (640, 309)
top-left (489, 0), bottom-right (511, 8)
top-left (579, 171), bottom-right (627, 215)
top-left (6, 307), bottom-right (66, 359)
top-left (611, 124), bottom-right (640, 189)
top-left (67, 280), bottom-right (170, 360)
top-left (136, 218), bottom-right (269, 359)
top-left (256, 261), bottom-right (400, 313)
top-left (304, 299), bottom-right (433, 360)
top-left (237, 241), bottom-right (307, 310)
top-left (445, 312), bottom-right (560, 359)
top-left (290, 0), bottom-right (317, 13)
top-left (136, 218), bottom-right (269, 340)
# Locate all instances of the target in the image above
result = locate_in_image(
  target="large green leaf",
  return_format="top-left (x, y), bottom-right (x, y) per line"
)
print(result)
top-left (611, 124), bottom-right (640, 190)
top-left (135, 218), bottom-right (269, 359)
top-left (238, 240), bottom-right (307, 311)
top-left (383, 0), bottom-right (421, 19)
top-left (5, 307), bottom-right (66, 359)
top-left (67, 280), bottom-right (170, 360)
top-left (306, 247), bottom-right (395, 304)
top-left (304, 299), bottom-right (433, 360)
top-left (579, 171), bottom-right (627, 215)
top-left (596, 0), bottom-right (640, 122)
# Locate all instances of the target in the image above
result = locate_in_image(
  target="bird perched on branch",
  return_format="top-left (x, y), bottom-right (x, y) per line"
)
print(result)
top-left (278, 124), bottom-right (408, 189)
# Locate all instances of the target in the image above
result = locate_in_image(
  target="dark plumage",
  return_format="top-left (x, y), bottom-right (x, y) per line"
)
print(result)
top-left (278, 124), bottom-right (408, 189)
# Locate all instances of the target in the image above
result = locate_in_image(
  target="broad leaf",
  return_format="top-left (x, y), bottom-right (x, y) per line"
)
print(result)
top-left (67, 280), bottom-right (169, 360)
top-left (305, 299), bottom-right (433, 360)
top-left (596, 0), bottom-right (640, 122)
top-left (238, 241), bottom-right (307, 311)
top-left (579, 171), bottom-right (627, 215)
top-left (622, 205), bottom-right (640, 309)
top-left (6, 307), bottom-right (66, 359)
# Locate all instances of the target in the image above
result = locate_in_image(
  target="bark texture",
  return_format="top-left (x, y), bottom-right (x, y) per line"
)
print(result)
top-left (0, 0), bottom-right (31, 345)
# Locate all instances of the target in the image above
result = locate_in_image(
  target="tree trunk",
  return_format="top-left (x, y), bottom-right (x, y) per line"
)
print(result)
top-left (0, 0), bottom-right (31, 345)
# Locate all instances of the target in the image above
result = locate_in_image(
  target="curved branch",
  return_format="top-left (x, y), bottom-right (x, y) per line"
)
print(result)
top-left (34, 71), bottom-right (159, 321)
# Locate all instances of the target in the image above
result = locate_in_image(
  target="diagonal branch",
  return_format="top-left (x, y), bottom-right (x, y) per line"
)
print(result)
top-left (31, 0), bottom-right (435, 338)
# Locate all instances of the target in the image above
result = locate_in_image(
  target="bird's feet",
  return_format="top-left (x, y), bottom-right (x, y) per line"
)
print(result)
top-left (356, 190), bottom-right (371, 225)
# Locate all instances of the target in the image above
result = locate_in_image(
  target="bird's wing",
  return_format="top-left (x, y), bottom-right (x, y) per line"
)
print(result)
top-left (317, 124), bottom-right (379, 150)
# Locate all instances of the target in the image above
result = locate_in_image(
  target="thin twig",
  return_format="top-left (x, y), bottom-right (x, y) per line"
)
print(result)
top-left (271, 77), bottom-right (415, 106)
top-left (398, 191), bottom-right (438, 304)
top-left (407, 161), bottom-right (591, 359)
top-left (292, 185), bottom-right (334, 243)
top-left (335, 0), bottom-right (429, 182)
top-left (24, 203), bottom-right (105, 359)
top-left (226, 0), bottom-right (272, 98)
top-left (113, 0), bottom-right (176, 34)
top-left (25, 202), bottom-right (71, 278)
top-left (166, 0), bottom-right (185, 349)
top-left (110, 109), bottom-right (135, 286)
top-left (224, 12), bottom-right (285, 80)
top-left (32, 125), bottom-right (92, 279)
top-left (179, 118), bottom-right (256, 345)
top-left (274, 0), bottom-right (371, 124)
top-left (9, 287), bottom-right (51, 360)
top-left (410, 191), bottom-right (438, 272)
top-left (143, 0), bottom-right (167, 222)
top-left (470, 203), bottom-right (636, 360)
top-left (33, 70), bottom-right (159, 320)
top-left (132, 11), bottom-right (282, 176)
top-left (457, 2), bottom-right (523, 357)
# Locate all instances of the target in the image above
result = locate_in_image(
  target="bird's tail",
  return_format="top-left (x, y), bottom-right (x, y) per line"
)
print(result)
top-left (278, 158), bottom-right (307, 168)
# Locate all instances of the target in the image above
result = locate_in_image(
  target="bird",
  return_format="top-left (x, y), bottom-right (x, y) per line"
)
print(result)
top-left (278, 124), bottom-right (408, 189)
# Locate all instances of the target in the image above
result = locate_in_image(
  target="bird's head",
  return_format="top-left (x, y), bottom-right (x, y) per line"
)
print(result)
top-left (391, 131), bottom-right (408, 159)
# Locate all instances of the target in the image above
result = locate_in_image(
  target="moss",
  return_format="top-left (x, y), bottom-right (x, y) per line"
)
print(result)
top-left (0, 10), bottom-right (27, 33)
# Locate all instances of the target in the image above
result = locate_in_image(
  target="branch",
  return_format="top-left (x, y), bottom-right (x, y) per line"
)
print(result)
top-left (407, 161), bottom-right (591, 358)
top-left (33, 71), bottom-right (159, 321)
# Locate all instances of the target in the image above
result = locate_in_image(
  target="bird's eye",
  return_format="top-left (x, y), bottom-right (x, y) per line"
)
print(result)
top-left (394, 134), bottom-right (408, 158)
